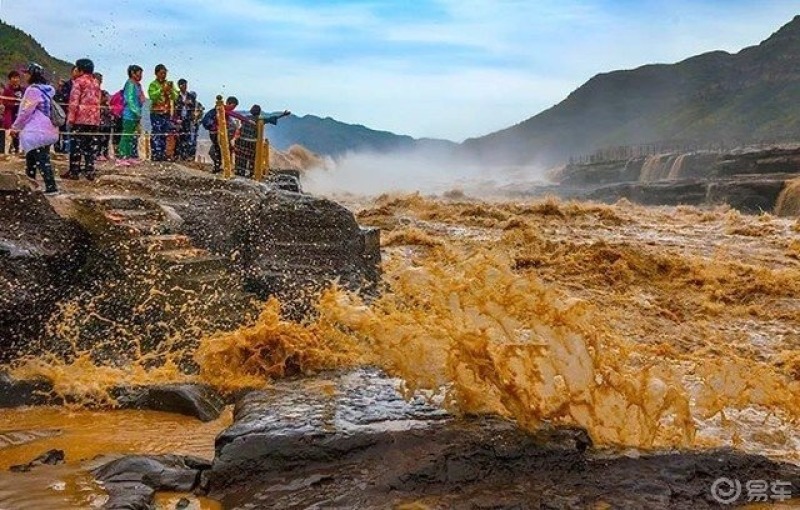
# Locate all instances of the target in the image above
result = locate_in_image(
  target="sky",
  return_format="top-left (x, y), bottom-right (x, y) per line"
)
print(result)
top-left (0, 0), bottom-right (797, 142)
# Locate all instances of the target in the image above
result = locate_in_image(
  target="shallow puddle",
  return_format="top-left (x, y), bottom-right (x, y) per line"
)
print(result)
top-left (0, 407), bottom-right (231, 509)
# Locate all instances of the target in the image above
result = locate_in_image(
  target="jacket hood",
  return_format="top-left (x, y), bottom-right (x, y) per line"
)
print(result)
top-left (32, 84), bottom-right (56, 96)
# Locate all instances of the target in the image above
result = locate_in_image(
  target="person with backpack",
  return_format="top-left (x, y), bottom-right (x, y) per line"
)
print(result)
top-left (117, 65), bottom-right (145, 165)
top-left (9, 63), bottom-right (60, 195)
top-left (65, 58), bottom-right (101, 180)
top-left (202, 96), bottom-right (246, 174)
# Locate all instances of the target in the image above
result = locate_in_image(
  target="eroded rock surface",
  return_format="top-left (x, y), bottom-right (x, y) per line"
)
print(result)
top-left (114, 384), bottom-right (225, 422)
top-left (92, 454), bottom-right (211, 510)
top-left (0, 175), bottom-right (88, 359)
top-left (201, 369), bottom-right (800, 509)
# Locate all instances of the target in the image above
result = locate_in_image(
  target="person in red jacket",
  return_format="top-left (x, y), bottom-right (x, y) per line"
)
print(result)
top-left (65, 59), bottom-right (101, 180)
top-left (2, 70), bottom-right (25, 155)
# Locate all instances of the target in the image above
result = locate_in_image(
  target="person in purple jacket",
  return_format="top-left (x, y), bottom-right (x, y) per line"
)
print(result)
top-left (10, 63), bottom-right (60, 195)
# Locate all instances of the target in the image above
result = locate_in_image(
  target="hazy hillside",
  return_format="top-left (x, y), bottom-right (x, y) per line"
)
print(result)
top-left (0, 20), bottom-right (72, 81)
top-left (463, 15), bottom-right (800, 168)
top-left (266, 114), bottom-right (457, 157)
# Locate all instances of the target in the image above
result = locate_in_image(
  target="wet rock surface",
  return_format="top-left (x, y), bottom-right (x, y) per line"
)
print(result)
top-left (92, 454), bottom-right (211, 510)
top-left (202, 369), bottom-right (800, 509)
top-left (586, 175), bottom-right (792, 213)
top-left (0, 372), bottom-right (57, 407)
top-left (113, 384), bottom-right (226, 422)
top-left (9, 448), bottom-right (64, 472)
top-left (0, 176), bottom-right (89, 359)
top-left (546, 146), bottom-right (800, 213)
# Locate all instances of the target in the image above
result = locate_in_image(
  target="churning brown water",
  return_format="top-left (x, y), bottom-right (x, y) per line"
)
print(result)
top-left (1, 194), bottom-right (799, 507)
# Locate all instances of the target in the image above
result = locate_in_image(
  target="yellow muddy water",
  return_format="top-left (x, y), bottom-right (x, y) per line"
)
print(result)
top-left (1, 194), bottom-right (799, 506)
top-left (0, 407), bottom-right (230, 509)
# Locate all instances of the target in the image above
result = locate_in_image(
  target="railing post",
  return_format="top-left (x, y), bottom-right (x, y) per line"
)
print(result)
top-left (215, 95), bottom-right (232, 178)
top-left (253, 118), bottom-right (265, 181)
top-left (263, 136), bottom-right (270, 177)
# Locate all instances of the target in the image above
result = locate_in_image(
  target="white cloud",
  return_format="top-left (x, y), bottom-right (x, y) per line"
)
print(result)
top-left (1, 0), bottom-right (797, 141)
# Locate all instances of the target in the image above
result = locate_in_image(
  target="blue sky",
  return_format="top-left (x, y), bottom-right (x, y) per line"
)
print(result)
top-left (0, 0), bottom-right (797, 141)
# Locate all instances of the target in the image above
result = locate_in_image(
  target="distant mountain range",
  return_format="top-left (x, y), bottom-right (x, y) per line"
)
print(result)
top-left (463, 15), bottom-right (800, 167)
top-left (5, 15), bottom-right (800, 167)
top-left (265, 114), bottom-right (457, 157)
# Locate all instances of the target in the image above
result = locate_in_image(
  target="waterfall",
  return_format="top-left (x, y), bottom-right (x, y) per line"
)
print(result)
top-left (775, 178), bottom-right (800, 216)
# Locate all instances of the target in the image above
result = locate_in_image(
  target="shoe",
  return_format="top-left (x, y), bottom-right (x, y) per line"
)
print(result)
top-left (96, 156), bottom-right (108, 162)
top-left (43, 189), bottom-right (60, 196)
top-left (60, 172), bottom-right (79, 180)
top-left (115, 159), bottom-right (131, 167)
top-left (85, 173), bottom-right (96, 181)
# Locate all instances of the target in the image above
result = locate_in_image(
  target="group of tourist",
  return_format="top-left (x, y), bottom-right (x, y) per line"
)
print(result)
top-left (0, 59), bottom-right (290, 195)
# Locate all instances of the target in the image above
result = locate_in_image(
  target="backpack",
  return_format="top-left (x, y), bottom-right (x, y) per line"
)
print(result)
top-left (49, 99), bottom-right (67, 127)
top-left (109, 90), bottom-right (124, 118)
top-left (35, 85), bottom-right (66, 127)
top-left (201, 109), bottom-right (217, 131)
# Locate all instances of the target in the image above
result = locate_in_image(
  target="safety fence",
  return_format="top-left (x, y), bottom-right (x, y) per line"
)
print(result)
top-left (0, 93), bottom-right (272, 181)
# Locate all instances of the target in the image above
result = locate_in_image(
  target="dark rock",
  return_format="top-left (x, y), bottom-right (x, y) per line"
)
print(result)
top-left (114, 384), bottom-right (225, 422)
top-left (0, 184), bottom-right (89, 360)
top-left (267, 173), bottom-right (302, 193)
top-left (706, 177), bottom-right (787, 213)
top-left (0, 372), bottom-right (57, 407)
top-left (98, 481), bottom-right (154, 510)
top-left (586, 175), bottom-right (793, 213)
top-left (587, 180), bottom-right (708, 206)
top-left (201, 369), bottom-right (800, 509)
top-left (166, 173), bottom-right (381, 313)
top-left (92, 454), bottom-right (212, 509)
top-left (9, 448), bottom-right (65, 472)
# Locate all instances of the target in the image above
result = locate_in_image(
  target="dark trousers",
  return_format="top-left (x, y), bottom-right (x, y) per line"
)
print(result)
top-left (209, 133), bottom-right (222, 173)
top-left (26, 145), bottom-right (57, 192)
top-left (8, 132), bottom-right (19, 154)
top-left (0, 129), bottom-right (5, 154)
top-left (94, 126), bottom-right (111, 158)
top-left (150, 113), bottom-right (169, 161)
top-left (68, 124), bottom-right (97, 177)
top-left (112, 117), bottom-right (123, 156)
top-left (177, 119), bottom-right (193, 160)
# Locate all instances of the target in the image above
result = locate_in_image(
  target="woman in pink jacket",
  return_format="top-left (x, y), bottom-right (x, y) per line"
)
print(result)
top-left (10, 63), bottom-right (60, 195)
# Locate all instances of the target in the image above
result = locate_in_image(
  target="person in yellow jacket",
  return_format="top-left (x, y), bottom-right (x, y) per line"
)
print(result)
top-left (147, 64), bottom-right (178, 162)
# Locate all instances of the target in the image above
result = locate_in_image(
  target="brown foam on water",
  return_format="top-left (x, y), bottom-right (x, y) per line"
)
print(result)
top-left (193, 298), bottom-right (363, 392)
top-left (5, 194), bottom-right (800, 453)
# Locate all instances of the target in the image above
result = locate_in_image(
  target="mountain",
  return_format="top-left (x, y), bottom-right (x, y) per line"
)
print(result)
top-left (463, 15), bottom-right (800, 168)
top-left (0, 20), bottom-right (72, 81)
top-left (265, 114), bottom-right (458, 157)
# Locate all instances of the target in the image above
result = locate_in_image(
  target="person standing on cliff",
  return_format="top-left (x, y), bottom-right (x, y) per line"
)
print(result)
top-left (147, 64), bottom-right (178, 162)
top-left (10, 63), bottom-right (60, 195)
top-left (2, 70), bottom-right (25, 155)
top-left (235, 104), bottom-right (290, 177)
top-left (53, 66), bottom-right (78, 153)
top-left (201, 96), bottom-right (246, 174)
top-left (65, 58), bottom-right (101, 180)
top-left (174, 79), bottom-right (197, 161)
top-left (117, 65), bottom-right (145, 165)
